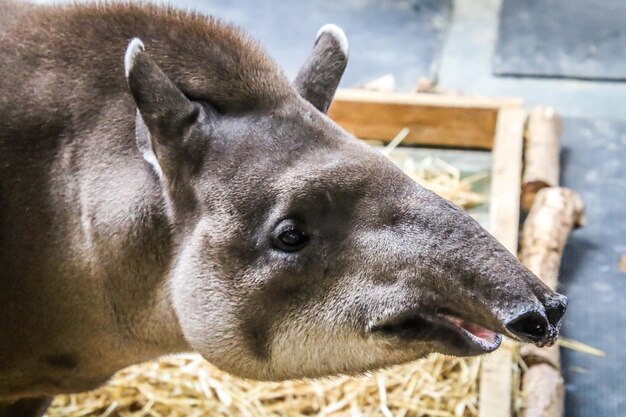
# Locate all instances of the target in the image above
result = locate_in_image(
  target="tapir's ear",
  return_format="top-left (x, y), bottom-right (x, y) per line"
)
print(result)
top-left (294, 24), bottom-right (348, 113)
top-left (124, 38), bottom-right (199, 146)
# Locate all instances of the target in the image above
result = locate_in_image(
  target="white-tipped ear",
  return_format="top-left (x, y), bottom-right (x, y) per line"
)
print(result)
top-left (124, 38), bottom-right (197, 147)
top-left (294, 24), bottom-right (349, 113)
top-left (316, 24), bottom-right (348, 56)
top-left (124, 38), bottom-right (145, 78)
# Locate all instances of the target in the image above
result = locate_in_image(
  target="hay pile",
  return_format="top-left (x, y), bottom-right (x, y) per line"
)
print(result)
top-left (46, 354), bottom-right (484, 417)
top-left (46, 142), bottom-right (494, 417)
top-left (380, 128), bottom-right (489, 210)
top-left (387, 155), bottom-right (488, 210)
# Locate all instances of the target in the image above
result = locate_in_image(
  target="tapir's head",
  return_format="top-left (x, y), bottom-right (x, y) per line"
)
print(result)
top-left (124, 23), bottom-right (566, 380)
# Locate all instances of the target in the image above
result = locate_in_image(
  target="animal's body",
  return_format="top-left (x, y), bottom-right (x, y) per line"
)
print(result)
top-left (0, 1), bottom-right (567, 416)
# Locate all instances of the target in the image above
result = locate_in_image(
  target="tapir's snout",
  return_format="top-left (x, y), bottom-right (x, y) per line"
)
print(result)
top-left (505, 292), bottom-right (567, 348)
top-left (362, 184), bottom-right (571, 358)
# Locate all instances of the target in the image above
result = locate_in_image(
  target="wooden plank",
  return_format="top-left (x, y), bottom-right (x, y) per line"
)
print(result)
top-left (488, 107), bottom-right (526, 251)
top-left (328, 89), bottom-right (523, 149)
top-left (479, 107), bottom-right (527, 417)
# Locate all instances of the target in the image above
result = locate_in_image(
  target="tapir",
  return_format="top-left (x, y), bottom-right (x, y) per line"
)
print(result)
top-left (0, 1), bottom-right (567, 416)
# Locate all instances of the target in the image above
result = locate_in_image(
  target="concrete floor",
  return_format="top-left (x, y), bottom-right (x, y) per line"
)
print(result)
top-left (438, 0), bottom-right (626, 121)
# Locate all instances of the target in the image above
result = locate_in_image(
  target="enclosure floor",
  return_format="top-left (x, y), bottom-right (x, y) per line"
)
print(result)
top-left (494, 0), bottom-right (626, 81)
top-left (438, 0), bottom-right (626, 122)
top-left (558, 118), bottom-right (626, 417)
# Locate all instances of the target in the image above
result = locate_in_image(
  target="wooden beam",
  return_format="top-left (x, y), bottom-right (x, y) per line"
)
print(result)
top-left (488, 107), bottom-right (526, 251)
top-left (328, 89), bottom-right (523, 150)
top-left (479, 107), bottom-right (527, 417)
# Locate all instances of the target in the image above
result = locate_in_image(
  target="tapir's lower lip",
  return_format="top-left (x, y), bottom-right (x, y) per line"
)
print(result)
top-left (438, 314), bottom-right (502, 352)
top-left (371, 311), bottom-right (502, 354)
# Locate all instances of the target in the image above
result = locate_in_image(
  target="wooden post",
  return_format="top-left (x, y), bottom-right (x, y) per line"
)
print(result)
top-left (479, 107), bottom-right (526, 417)
top-left (521, 107), bottom-right (562, 212)
top-left (519, 187), bottom-right (585, 417)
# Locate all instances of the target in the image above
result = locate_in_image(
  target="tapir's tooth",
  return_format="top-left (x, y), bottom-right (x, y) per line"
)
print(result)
top-left (316, 24), bottom-right (348, 56)
top-left (124, 37), bottom-right (145, 78)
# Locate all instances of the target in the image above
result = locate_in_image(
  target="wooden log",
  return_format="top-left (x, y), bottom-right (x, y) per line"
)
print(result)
top-left (521, 107), bottom-right (562, 211)
top-left (521, 364), bottom-right (564, 417)
top-left (520, 187), bottom-right (585, 290)
top-left (328, 89), bottom-right (522, 149)
top-left (519, 187), bottom-right (585, 417)
top-left (360, 74), bottom-right (396, 92)
top-left (414, 77), bottom-right (464, 96)
top-left (519, 343), bottom-right (559, 371)
top-left (415, 77), bottom-right (436, 93)
top-left (478, 107), bottom-right (526, 417)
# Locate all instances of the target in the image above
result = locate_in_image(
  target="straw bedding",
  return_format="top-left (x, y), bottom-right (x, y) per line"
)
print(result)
top-left (46, 354), bottom-right (486, 417)
top-left (46, 147), bottom-right (501, 417)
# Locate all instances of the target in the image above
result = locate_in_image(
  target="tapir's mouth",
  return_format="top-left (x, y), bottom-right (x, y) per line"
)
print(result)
top-left (438, 314), bottom-right (502, 351)
top-left (370, 311), bottom-right (502, 354)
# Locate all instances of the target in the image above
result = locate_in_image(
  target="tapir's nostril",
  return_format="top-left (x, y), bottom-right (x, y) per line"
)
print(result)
top-left (505, 310), bottom-right (550, 342)
top-left (545, 295), bottom-right (568, 327)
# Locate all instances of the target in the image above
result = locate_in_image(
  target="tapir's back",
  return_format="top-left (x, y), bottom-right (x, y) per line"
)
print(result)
top-left (0, 0), bottom-right (293, 258)
top-left (0, 1), bottom-right (290, 220)
top-left (0, 0), bottom-right (34, 34)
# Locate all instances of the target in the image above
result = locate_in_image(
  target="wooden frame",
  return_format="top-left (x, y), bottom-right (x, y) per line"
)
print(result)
top-left (328, 89), bottom-right (522, 149)
top-left (328, 89), bottom-right (527, 417)
top-left (478, 107), bottom-right (526, 417)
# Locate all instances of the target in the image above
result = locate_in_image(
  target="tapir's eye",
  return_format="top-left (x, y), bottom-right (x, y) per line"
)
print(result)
top-left (280, 229), bottom-right (307, 246)
top-left (273, 220), bottom-right (309, 252)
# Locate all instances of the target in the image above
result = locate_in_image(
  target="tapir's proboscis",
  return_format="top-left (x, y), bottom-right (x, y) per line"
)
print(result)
top-left (0, 1), bottom-right (567, 415)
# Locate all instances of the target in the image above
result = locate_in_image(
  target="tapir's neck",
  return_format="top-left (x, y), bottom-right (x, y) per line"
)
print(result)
top-left (78, 121), bottom-right (192, 362)
top-left (0, 103), bottom-right (190, 400)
